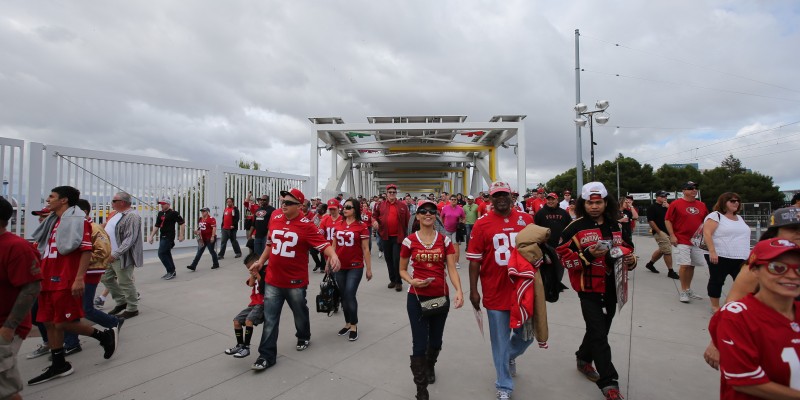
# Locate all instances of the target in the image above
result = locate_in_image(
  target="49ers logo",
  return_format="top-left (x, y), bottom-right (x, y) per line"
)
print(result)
top-left (686, 207), bottom-right (700, 215)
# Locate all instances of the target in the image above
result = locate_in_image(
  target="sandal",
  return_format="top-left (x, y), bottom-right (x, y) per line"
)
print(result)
top-left (296, 340), bottom-right (310, 351)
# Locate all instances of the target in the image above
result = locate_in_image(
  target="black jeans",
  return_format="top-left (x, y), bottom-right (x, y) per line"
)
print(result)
top-left (576, 277), bottom-right (619, 390)
top-left (219, 228), bottom-right (241, 256)
top-left (383, 236), bottom-right (402, 284)
top-left (407, 293), bottom-right (449, 356)
top-left (190, 240), bottom-right (219, 268)
top-left (704, 255), bottom-right (744, 298)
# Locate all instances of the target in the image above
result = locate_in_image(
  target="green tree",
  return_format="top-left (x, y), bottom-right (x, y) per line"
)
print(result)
top-left (654, 164), bottom-right (703, 193)
top-left (720, 154), bottom-right (745, 175)
top-left (237, 159), bottom-right (261, 170)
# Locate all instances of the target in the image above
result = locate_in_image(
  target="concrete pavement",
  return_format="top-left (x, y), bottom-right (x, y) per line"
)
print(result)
top-left (17, 235), bottom-right (722, 400)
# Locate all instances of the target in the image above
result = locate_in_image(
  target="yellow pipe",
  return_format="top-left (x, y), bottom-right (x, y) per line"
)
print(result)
top-left (489, 147), bottom-right (496, 181)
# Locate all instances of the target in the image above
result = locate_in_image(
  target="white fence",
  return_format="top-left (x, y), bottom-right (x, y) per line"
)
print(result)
top-left (0, 137), bottom-right (25, 235)
top-left (4, 139), bottom-right (309, 251)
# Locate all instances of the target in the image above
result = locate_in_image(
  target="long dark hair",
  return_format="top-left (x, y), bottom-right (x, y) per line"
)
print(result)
top-left (575, 195), bottom-right (619, 223)
top-left (344, 198), bottom-right (362, 223)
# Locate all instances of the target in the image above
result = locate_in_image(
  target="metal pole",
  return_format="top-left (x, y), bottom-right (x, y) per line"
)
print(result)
top-left (590, 117), bottom-right (595, 181)
top-left (575, 28), bottom-right (583, 191)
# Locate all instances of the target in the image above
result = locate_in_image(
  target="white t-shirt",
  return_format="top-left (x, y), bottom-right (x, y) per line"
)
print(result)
top-left (105, 212), bottom-right (123, 252)
top-left (705, 212), bottom-right (750, 260)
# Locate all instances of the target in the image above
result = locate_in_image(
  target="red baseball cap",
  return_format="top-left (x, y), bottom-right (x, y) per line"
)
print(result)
top-left (31, 207), bottom-right (51, 216)
top-left (416, 199), bottom-right (437, 210)
top-left (280, 188), bottom-right (306, 205)
top-left (327, 198), bottom-right (341, 208)
top-left (536, 188), bottom-right (545, 193)
top-left (563, 190), bottom-right (571, 195)
top-left (386, 184), bottom-right (397, 191)
top-left (546, 192), bottom-right (558, 199)
top-left (748, 238), bottom-right (800, 269)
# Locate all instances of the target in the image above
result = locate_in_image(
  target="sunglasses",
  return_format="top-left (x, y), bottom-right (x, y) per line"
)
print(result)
top-left (387, 191), bottom-right (397, 194)
top-left (728, 199), bottom-right (740, 203)
top-left (343, 205), bottom-right (355, 210)
top-left (281, 200), bottom-right (300, 206)
top-left (417, 208), bottom-right (438, 215)
top-left (762, 262), bottom-right (800, 276)
top-left (259, 198), bottom-right (268, 202)
top-left (111, 199), bottom-right (122, 203)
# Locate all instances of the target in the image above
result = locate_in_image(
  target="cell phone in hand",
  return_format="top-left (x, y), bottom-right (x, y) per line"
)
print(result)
top-left (424, 277), bottom-right (435, 283)
top-left (595, 240), bottom-right (613, 251)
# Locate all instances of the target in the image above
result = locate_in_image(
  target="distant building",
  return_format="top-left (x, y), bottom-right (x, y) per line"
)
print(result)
top-left (667, 163), bottom-right (700, 169)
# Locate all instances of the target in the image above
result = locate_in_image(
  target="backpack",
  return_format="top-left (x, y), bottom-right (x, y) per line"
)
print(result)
top-left (538, 244), bottom-right (567, 303)
top-left (316, 271), bottom-right (340, 316)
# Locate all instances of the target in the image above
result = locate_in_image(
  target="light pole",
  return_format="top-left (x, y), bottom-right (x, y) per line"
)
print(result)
top-left (574, 100), bottom-right (610, 181)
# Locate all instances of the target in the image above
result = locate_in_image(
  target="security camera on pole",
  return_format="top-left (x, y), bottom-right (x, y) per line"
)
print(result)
top-left (573, 100), bottom-right (610, 181)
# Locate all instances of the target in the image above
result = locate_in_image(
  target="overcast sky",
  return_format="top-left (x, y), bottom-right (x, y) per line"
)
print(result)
top-left (2, 1), bottom-right (799, 194)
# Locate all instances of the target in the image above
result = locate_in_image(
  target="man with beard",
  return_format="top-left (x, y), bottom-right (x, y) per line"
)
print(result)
top-left (557, 182), bottom-right (637, 400)
top-left (467, 181), bottom-right (534, 400)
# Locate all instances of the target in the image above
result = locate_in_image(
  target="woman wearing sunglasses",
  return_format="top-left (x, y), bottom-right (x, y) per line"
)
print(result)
top-left (399, 199), bottom-right (464, 400)
top-left (703, 192), bottom-right (751, 313)
top-left (330, 199), bottom-right (372, 341)
top-left (709, 238), bottom-right (800, 399)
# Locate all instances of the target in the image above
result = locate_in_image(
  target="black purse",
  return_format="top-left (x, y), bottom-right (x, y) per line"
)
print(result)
top-left (316, 272), bottom-right (340, 316)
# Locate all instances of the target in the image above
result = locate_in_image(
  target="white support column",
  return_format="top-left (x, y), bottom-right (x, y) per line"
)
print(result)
top-left (310, 130), bottom-right (319, 197)
top-left (475, 157), bottom-right (492, 187)
top-left (346, 159), bottom-right (355, 195)
top-left (333, 159), bottom-right (351, 192)
top-left (516, 124), bottom-right (526, 193)
top-left (24, 142), bottom-right (44, 238)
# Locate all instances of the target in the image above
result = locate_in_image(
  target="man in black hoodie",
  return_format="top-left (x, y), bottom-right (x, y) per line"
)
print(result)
top-left (534, 192), bottom-right (572, 248)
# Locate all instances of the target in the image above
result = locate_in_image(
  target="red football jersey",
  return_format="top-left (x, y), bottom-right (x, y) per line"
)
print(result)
top-left (319, 214), bottom-right (342, 242)
top-left (0, 232), bottom-right (42, 338)
top-left (197, 216), bottom-right (216, 241)
top-left (465, 209), bottom-right (533, 310)
top-left (243, 201), bottom-right (259, 221)
top-left (665, 198), bottom-right (708, 245)
top-left (333, 219), bottom-right (370, 269)
top-left (41, 219), bottom-right (92, 292)
top-left (361, 209), bottom-right (373, 225)
top-left (264, 212), bottom-right (330, 288)
top-left (248, 279), bottom-right (264, 307)
top-left (710, 294), bottom-right (800, 399)
top-left (400, 232), bottom-right (455, 297)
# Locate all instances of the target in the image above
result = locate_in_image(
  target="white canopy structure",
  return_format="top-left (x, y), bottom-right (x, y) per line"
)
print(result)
top-left (309, 115), bottom-right (526, 198)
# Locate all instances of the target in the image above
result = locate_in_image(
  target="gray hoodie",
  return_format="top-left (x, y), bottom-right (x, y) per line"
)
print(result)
top-left (31, 205), bottom-right (87, 257)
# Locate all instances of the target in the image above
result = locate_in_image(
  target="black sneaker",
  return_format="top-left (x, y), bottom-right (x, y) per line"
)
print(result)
top-left (100, 328), bottom-right (118, 359)
top-left (211, 264), bottom-right (220, 269)
top-left (109, 304), bottom-right (127, 315)
top-left (218, 255), bottom-right (225, 260)
top-left (667, 270), bottom-right (680, 280)
top-left (164, 272), bottom-right (176, 280)
top-left (117, 317), bottom-right (125, 332)
top-left (337, 327), bottom-right (350, 336)
top-left (28, 362), bottom-right (74, 385)
top-left (225, 344), bottom-right (244, 355)
top-left (251, 357), bottom-right (272, 371)
top-left (235, 253), bottom-right (242, 258)
top-left (296, 340), bottom-right (310, 351)
top-left (187, 265), bottom-right (196, 271)
top-left (645, 262), bottom-right (659, 273)
top-left (49, 345), bottom-right (82, 361)
top-left (348, 330), bottom-right (358, 342)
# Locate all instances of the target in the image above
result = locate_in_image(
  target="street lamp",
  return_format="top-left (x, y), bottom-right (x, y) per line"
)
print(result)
top-left (574, 100), bottom-right (610, 181)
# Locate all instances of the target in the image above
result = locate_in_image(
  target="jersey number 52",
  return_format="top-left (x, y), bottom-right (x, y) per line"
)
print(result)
top-left (271, 230), bottom-right (299, 257)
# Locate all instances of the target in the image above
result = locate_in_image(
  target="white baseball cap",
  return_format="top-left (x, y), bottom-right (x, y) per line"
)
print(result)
top-left (581, 182), bottom-right (608, 200)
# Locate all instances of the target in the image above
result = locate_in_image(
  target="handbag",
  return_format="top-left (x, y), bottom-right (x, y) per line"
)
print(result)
top-left (316, 271), bottom-right (340, 316)
top-left (690, 211), bottom-right (720, 251)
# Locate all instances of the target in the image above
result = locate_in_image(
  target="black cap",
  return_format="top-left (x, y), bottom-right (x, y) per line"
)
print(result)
top-left (0, 197), bottom-right (12, 221)
top-left (656, 191), bottom-right (669, 198)
top-left (200, 207), bottom-right (210, 212)
top-left (682, 181), bottom-right (699, 190)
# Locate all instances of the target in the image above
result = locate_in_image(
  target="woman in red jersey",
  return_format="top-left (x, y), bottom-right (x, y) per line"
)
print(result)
top-left (399, 199), bottom-right (463, 400)
top-left (330, 198), bottom-right (372, 341)
top-left (710, 238), bottom-right (800, 399)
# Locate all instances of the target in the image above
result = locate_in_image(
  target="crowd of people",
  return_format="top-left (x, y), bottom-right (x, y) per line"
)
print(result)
top-left (1, 181), bottom-right (799, 400)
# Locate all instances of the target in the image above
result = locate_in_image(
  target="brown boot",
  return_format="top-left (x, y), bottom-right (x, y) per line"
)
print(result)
top-left (425, 348), bottom-right (440, 384)
top-left (410, 355), bottom-right (429, 400)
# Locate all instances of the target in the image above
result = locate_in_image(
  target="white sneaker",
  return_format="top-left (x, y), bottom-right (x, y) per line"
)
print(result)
top-left (687, 289), bottom-right (704, 300)
top-left (378, 252), bottom-right (383, 259)
top-left (456, 262), bottom-right (461, 269)
top-left (496, 390), bottom-right (511, 399)
top-left (679, 290), bottom-right (690, 303)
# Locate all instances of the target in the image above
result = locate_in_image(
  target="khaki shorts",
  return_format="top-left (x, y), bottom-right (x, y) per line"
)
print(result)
top-left (0, 335), bottom-right (23, 399)
top-left (653, 231), bottom-right (672, 255)
top-left (675, 244), bottom-right (707, 267)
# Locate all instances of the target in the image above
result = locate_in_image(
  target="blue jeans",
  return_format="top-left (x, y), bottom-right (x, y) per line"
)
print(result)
top-left (465, 224), bottom-right (474, 247)
top-left (158, 237), bottom-right (176, 274)
top-left (335, 268), bottom-right (364, 325)
top-left (63, 282), bottom-right (119, 347)
top-left (253, 237), bottom-right (267, 258)
top-left (487, 309), bottom-right (534, 393)
top-left (219, 228), bottom-right (241, 256)
top-left (257, 284), bottom-right (310, 365)
top-left (190, 240), bottom-right (219, 268)
top-left (407, 294), bottom-right (449, 356)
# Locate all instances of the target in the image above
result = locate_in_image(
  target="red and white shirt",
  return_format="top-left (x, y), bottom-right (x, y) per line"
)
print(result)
top-left (710, 294), bottom-right (800, 399)
top-left (361, 208), bottom-right (373, 225)
top-left (465, 210), bottom-right (533, 310)
top-left (665, 198), bottom-right (708, 245)
top-left (248, 279), bottom-right (264, 307)
top-left (198, 216), bottom-right (216, 242)
top-left (333, 219), bottom-right (370, 270)
top-left (319, 214), bottom-right (342, 242)
top-left (264, 212), bottom-right (330, 289)
top-left (400, 232), bottom-right (455, 297)
top-left (41, 219), bottom-right (93, 292)
top-left (0, 233), bottom-right (42, 338)
top-left (222, 207), bottom-right (236, 229)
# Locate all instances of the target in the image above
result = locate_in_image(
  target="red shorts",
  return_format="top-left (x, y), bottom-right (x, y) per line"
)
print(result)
top-left (36, 290), bottom-right (84, 324)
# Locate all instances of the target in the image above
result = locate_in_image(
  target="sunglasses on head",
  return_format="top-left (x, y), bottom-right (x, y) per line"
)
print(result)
top-left (761, 261), bottom-right (800, 275)
top-left (417, 208), bottom-right (437, 215)
top-left (343, 205), bottom-right (355, 210)
top-left (281, 200), bottom-right (300, 206)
